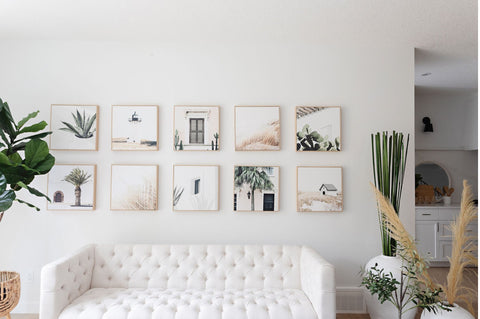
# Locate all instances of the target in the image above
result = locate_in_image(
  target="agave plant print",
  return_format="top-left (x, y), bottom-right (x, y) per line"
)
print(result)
top-left (110, 165), bottom-right (158, 211)
top-left (296, 106), bottom-right (341, 151)
top-left (47, 164), bottom-right (96, 210)
top-left (50, 105), bottom-right (99, 150)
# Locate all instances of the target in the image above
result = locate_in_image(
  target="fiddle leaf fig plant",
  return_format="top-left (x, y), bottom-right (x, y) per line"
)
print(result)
top-left (0, 98), bottom-right (55, 222)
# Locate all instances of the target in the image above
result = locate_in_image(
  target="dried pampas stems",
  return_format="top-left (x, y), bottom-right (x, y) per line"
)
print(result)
top-left (442, 180), bottom-right (478, 313)
top-left (371, 183), bottom-right (436, 289)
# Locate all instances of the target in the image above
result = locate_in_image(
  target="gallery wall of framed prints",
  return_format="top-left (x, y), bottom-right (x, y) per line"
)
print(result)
top-left (47, 104), bottom-right (343, 213)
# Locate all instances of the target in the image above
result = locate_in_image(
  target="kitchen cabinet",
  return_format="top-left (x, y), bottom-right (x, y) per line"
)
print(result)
top-left (415, 205), bottom-right (478, 263)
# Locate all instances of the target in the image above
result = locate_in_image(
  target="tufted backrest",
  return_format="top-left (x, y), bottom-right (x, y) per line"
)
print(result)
top-left (91, 244), bottom-right (302, 290)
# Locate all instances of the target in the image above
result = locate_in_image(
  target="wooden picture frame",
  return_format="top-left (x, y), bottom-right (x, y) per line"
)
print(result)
top-left (173, 105), bottom-right (220, 151)
top-left (172, 164), bottom-right (220, 211)
top-left (111, 105), bottom-right (159, 151)
top-left (110, 164), bottom-right (158, 211)
top-left (233, 165), bottom-right (280, 212)
top-left (295, 106), bottom-right (342, 152)
top-left (47, 164), bottom-right (97, 211)
top-left (296, 166), bottom-right (343, 212)
top-left (50, 104), bottom-right (99, 151)
top-left (234, 106), bottom-right (281, 151)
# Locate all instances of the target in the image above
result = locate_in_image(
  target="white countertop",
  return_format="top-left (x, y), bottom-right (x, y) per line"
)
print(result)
top-left (416, 203), bottom-right (461, 208)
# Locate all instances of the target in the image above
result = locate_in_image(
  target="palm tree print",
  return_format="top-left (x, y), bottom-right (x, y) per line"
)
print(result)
top-left (60, 109), bottom-right (96, 139)
top-left (63, 168), bottom-right (92, 206)
top-left (234, 166), bottom-right (274, 211)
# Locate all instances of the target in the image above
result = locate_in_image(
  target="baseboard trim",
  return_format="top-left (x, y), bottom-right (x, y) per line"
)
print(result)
top-left (336, 287), bottom-right (366, 313)
top-left (12, 302), bottom-right (39, 314)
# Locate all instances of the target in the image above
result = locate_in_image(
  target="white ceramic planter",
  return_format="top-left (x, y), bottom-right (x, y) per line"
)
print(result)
top-left (443, 196), bottom-right (452, 205)
top-left (421, 304), bottom-right (474, 319)
top-left (364, 255), bottom-right (416, 319)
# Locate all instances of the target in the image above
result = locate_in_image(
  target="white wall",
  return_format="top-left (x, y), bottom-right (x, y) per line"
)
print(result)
top-left (415, 88), bottom-right (478, 202)
top-left (0, 41), bottom-right (414, 312)
top-left (415, 88), bottom-right (478, 150)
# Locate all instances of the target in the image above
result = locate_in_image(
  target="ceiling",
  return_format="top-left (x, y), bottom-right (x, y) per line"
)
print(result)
top-left (0, 0), bottom-right (477, 89)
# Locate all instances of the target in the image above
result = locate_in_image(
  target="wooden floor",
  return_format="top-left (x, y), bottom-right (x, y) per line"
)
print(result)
top-left (8, 268), bottom-right (478, 319)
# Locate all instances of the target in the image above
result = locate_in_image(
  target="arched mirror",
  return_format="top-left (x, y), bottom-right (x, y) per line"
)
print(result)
top-left (415, 162), bottom-right (451, 189)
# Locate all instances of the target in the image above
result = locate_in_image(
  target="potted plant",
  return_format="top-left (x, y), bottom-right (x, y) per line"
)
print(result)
top-left (0, 98), bottom-right (55, 221)
top-left (421, 180), bottom-right (477, 319)
top-left (362, 185), bottom-right (451, 319)
top-left (365, 131), bottom-right (413, 318)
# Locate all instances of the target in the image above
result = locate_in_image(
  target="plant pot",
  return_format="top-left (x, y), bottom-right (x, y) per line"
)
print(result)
top-left (364, 255), bottom-right (416, 319)
top-left (420, 304), bottom-right (474, 318)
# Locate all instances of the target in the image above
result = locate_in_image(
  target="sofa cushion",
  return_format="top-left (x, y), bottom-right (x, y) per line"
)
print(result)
top-left (58, 288), bottom-right (317, 319)
top-left (92, 245), bottom-right (302, 290)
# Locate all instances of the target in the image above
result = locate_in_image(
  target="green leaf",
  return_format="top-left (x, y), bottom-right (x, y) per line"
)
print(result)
top-left (15, 131), bottom-right (51, 143)
top-left (0, 152), bottom-right (12, 166)
top-left (10, 142), bottom-right (28, 153)
top-left (0, 165), bottom-right (37, 185)
top-left (17, 110), bottom-right (39, 129)
top-left (8, 152), bottom-right (22, 164)
top-left (18, 121), bottom-right (48, 134)
top-left (24, 139), bottom-right (49, 168)
top-left (0, 127), bottom-right (9, 145)
top-left (0, 100), bottom-right (17, 137)
top-left (33, 154), bottom-right (55, 174)
top-left (0, 188), bottom-right (15, 211)
top-left (17, 181), bottom-right (51, 202)
top-left (15, 198), bottom-right (40, 211)
top-left (0, 173), bottom-right (7, 194)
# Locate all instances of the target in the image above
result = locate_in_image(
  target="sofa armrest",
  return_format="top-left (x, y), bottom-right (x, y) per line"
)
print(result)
top-left (40, 245), bottom-right (95, 319)
top-left (300, 246), bottom-right (336, 319)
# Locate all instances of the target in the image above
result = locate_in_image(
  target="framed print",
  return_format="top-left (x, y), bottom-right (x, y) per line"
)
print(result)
top-left (173, 106), bottom-right (220, 151)
top-left (296, 106), bottom-right (341, 151)
top-left (110, 164), bottom-right (158, 211)
top-left (50, 104), bottom-right (99, 151)
top-left (111, 105), bottom-right (158, 151)
top-left (233, 166), bottom-right (279, 212)
top-left (47, 164), bottom-right (96, 211)
top-left (297, 166), bottom-right (343, 212)
top-left (235, 106), bottom-right (280, 151)
top-left (173, 165), bottom-right (219, 211)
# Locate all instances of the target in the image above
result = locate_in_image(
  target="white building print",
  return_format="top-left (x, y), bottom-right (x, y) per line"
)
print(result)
top-left (173, 166), bottom-right (219, 211)
top-left (319, 184), bottom-right (338, 196)
top-left (174, 106), bottom-right (220, 151)
top-left (234, 166), bottom-right (279, 212)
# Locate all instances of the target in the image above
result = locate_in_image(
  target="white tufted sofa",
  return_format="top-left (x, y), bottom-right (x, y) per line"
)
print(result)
top-left (40, 244), bottom-right (335, 319)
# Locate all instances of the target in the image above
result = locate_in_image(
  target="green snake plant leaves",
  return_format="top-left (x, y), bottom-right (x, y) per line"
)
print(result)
top-left (371, 131), bottom-right (410, 256)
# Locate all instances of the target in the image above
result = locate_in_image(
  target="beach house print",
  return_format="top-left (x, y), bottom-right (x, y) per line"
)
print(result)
top-left (297, 166), bottom-right (343, 212)
top-left (319, 184), bottom-right (338, 196)
top-left (234, 166), bottom-right (279, 212)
